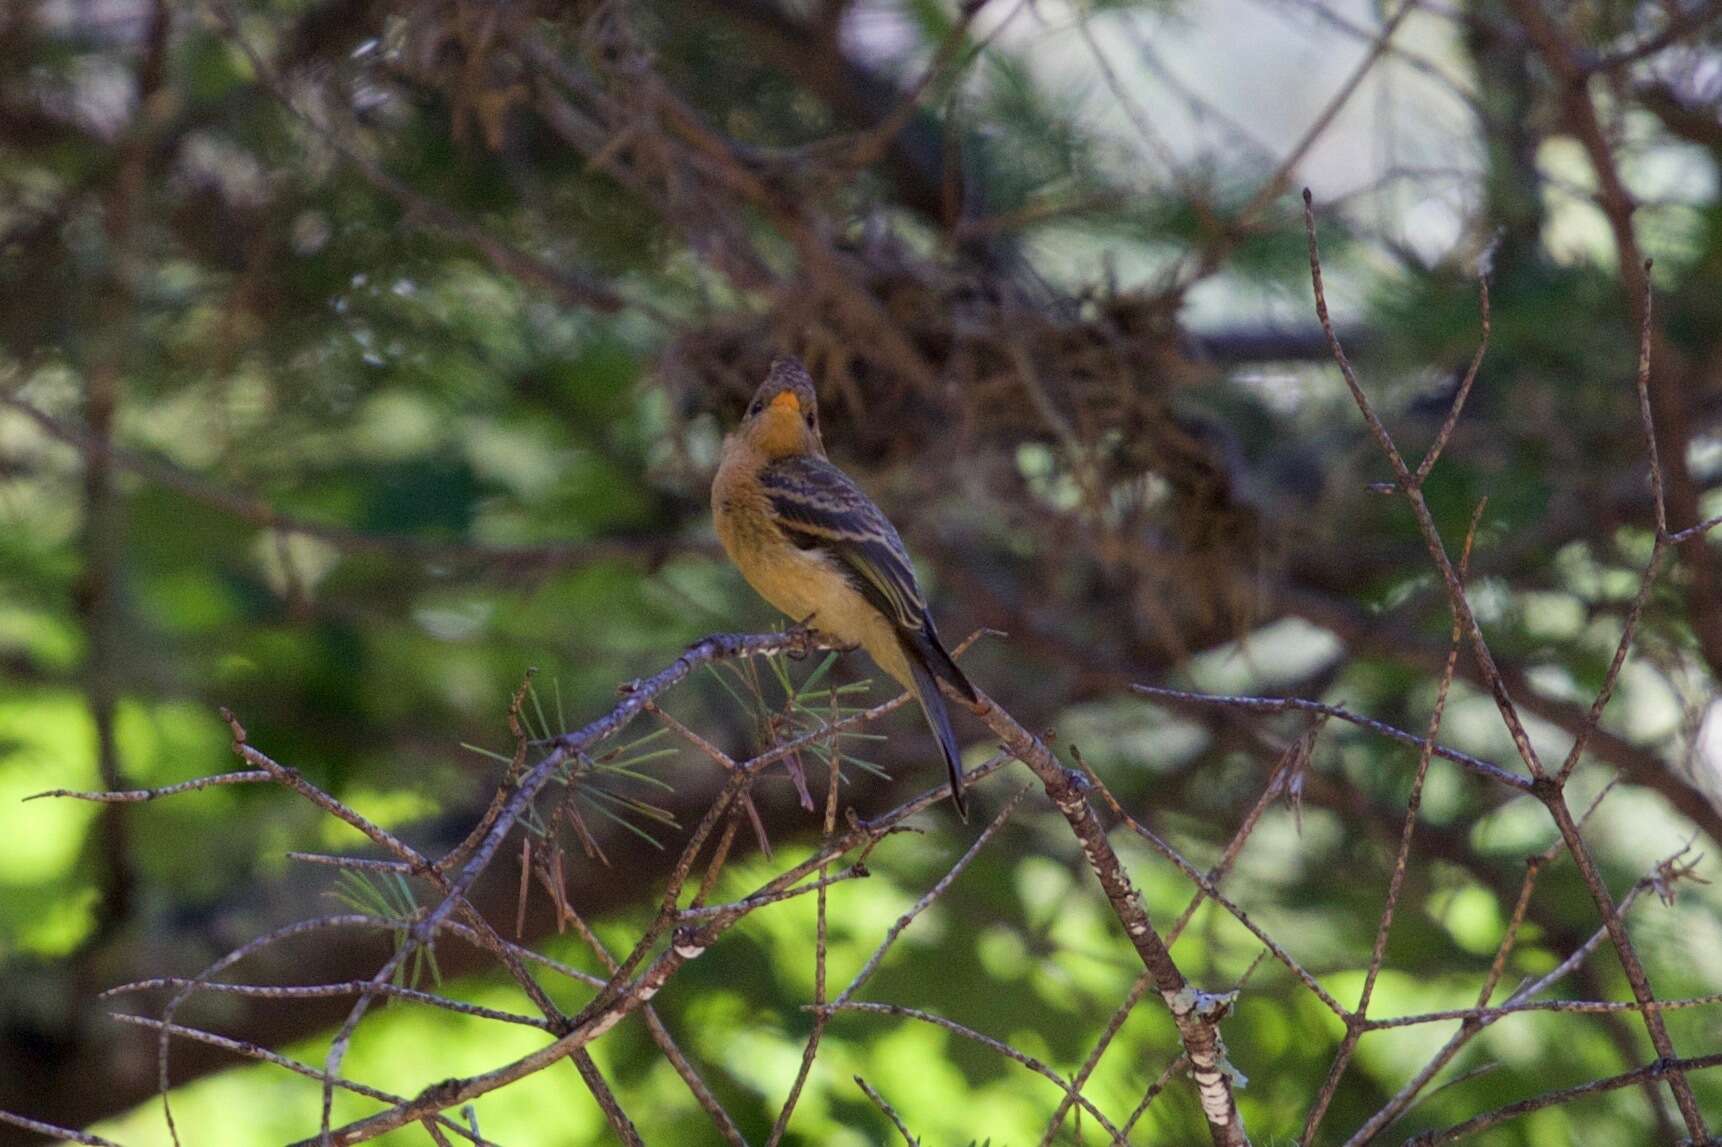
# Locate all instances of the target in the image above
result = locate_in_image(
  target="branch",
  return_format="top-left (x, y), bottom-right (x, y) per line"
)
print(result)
top-left (1304, 186), bottom-right (1711, 1144)
top-left (210, 0), bottom-right (630, 317)
top-left (1405, 1052), bottom-right (1722, 1147)
top-left (961, 686), bottom-right (1250, 1145)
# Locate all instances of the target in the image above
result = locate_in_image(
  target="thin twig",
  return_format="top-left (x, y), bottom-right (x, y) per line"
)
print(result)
top-left (834, 784), bottom-right (1034, 1007)
top-left (26, 771), bottom-right (272, 802)
top-left (0, 1110), bottom-right (125, 1147)
top-left (826, 1002), bottom-right (1128, 1143)
top-left (1555, 267), bottom-right (1667, 786)
top-left (1305, 499), bottom-right (1482, 1143)
top-left (1120, 1054), bottom-right (1189, 1138)
top-left (1413, 277), bottom-right (1491, 483)
top-left (1129, 686), bottom-right (1532, 791)
top-left (854, 1076), bottom-right (918, 1145)
top-left (211, 0), bottom-right (631, 316)
top-left (763, 749), bottom-right (845, 1147)
top-left (1305, 187), bottom-right (1704, 1139)
top-left (102, 977), bottom-right (554, 1030)
top-left (1404, 1051), bottom-right (1722, 1146)
top-left (112, 1015), bottom-right (495, 1145)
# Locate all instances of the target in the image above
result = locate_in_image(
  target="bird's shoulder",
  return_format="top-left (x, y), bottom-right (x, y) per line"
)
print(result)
top-left (759, 457), bottom-right (902, 542)
top-left (759, 455), bottom-right (866, 501)
top-left (758, 456), bottom-right (933, 634)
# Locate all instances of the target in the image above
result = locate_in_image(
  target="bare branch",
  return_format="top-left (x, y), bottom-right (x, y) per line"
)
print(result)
top-left (27, 771), bottom-right (273, 802)
top-left (1405, 1051), bottom-right (1722, 1147)
top-left (827, 1002), bottom-right (1128, 1143)
top-left (854, 1076), bottom-right (918, 1146)
top-left (0, 1110), bottom-right (126, 1147)
top-left (1130, 686), bottom-right (1532, 791)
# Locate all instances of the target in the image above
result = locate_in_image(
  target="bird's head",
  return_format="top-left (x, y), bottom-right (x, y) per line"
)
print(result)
top-left (739, 356), bottom-right (824, 460)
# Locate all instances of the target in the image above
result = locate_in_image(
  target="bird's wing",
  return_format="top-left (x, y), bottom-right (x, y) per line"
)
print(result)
top-left (761, 455), bottom-right (979, 705)
top-left (758, 456), bottom-right (929, 635)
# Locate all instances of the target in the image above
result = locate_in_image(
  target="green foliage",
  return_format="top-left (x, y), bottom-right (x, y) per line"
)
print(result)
top-left (3, 1), bottom-right (1722, 1144)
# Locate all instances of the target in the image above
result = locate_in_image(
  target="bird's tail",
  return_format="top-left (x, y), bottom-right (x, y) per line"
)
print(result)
top-left (905, 641), bottom-right (971, 820)
top-left (914, 624), bottom-right (978, 705)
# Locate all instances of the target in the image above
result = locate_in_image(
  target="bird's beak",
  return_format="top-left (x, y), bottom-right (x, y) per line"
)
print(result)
top-left (769, 391), bottom-right (801, 414)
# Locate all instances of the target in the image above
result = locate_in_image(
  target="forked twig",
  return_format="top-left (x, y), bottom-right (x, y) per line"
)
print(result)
top-left (1304, 189), bottom-right (1707, 1143)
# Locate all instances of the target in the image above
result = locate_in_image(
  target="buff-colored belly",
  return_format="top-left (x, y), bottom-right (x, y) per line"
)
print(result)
top-left (713, 471), bottom-right (911, 687)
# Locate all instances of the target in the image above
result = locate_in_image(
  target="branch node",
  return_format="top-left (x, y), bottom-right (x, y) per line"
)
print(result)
top-left (219, 706), bottom-right (247, 748)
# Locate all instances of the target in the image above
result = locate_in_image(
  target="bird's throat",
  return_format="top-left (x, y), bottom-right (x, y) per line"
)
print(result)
top-left (752, 408), bottom-right (813, 459)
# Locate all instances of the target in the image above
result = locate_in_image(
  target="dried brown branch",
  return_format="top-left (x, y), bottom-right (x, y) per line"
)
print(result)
top-left (1508, 0), bottom-right (1722, 707)
top-left (149, 636), bottom-right (985, 1144)
top-left (854, 1075), bottom-right (918, 1145)
top-left (1304, 499), bottom-right (1481, 1142)
top-left (294, 792), bottom-right (918, 1144)
top-left (1036, 971), bottom-right (1156, 1147)
top-left (1413, 279), bottom-right (1491, 483)
top-left (1080, 766), bottom-right (1351, 1018)
top-left (833, 783), bottom-right (1034, 1009)
top-left (1120, 1053), bottom-right (1189, 1138)
top-left (1042, 725), bottom-right (1317, 1147)
top-left (1366, 988), bottom-right (1722, 1030)
top-left (103, 977), bottom-right (554, 1031)
top-left (762, 750), bottom-right (844, 1147)
top-left (210, 0), bottom-right (630, 317)
top-left (1404, 1051), bottom-right (1722, 1147)
top-left (819, 0), bottom-right (997, 174)
top-left (111, 1015), bottom-right (495, 1146)
top-left (26, 771), bottom-right (273, 802)
top-left (1338, 836), bottom-right (1691, 1145)
top-left (1185, 0), bottom-right (1421, 284)
top-left (1554, 270), bottom-right (1668, 786)
top-left (551, 896), bottom-right (749, 1147)
top-left (1305, 186), bottom-right (1710, 1144)
top-left (1130, 685), bottom-right (1532, 790)
top-left (0, 1111), bottom-right (124, 1147)
top-left (68, 0), bottom-right (171, 987)
top-left (1585, 0), bottom-right (1722, 71)
top-left (827, 1001), bottom-right (1128, 1142)
top-left (569, 1054), bottom-right (643, 1147)
top-left (958, 686), bottom-right (1250, 1145)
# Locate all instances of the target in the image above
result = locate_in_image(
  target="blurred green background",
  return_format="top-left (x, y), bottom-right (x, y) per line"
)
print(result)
top-left (3, 0), bottom-right (1722, 1143)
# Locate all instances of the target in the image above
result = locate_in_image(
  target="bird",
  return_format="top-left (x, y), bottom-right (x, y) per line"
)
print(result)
top-left (712, 356), bottom-right (979, 817)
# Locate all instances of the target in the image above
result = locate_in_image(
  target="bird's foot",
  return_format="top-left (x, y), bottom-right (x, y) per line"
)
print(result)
top-left (787, 616), bottom-right (859, 658)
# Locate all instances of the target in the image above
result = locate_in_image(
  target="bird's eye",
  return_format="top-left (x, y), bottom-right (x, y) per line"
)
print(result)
top-left (804, 410), bottom-right (816, 428)
top-left (748, 400), bottom-right (764, 416)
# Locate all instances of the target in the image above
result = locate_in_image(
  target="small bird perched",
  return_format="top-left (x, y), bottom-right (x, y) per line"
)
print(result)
top-left (712, 357), bottom-right (978, 816)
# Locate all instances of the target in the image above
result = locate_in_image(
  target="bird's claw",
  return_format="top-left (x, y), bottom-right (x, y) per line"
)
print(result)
top-left (786, 617), bottom-right (820, 659)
